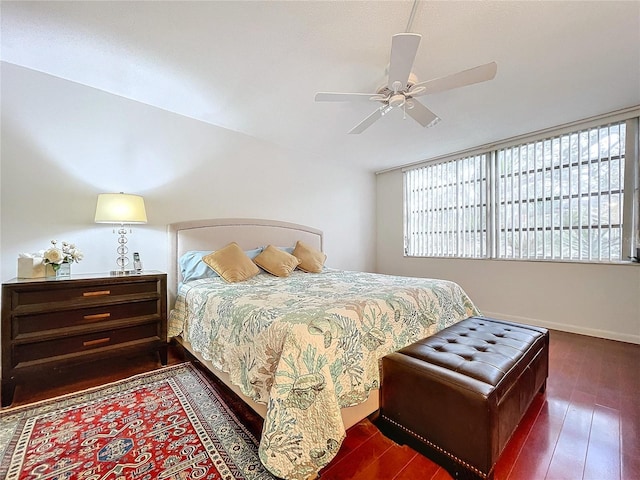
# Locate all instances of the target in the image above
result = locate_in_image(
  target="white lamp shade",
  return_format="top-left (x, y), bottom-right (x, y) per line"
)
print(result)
top-left (94, 193), bottom-right (147, 224)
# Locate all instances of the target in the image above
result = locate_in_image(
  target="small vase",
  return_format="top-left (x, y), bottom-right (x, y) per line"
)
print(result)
top-left (55, 262), bottom-right (71, 278)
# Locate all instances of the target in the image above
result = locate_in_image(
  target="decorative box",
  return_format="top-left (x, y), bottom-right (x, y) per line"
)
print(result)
top-left (17, 256), bottom-right (46, 278)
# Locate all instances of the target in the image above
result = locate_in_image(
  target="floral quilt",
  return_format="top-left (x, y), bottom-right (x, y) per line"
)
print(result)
top-left (168, 269), bottom-right (479, 479)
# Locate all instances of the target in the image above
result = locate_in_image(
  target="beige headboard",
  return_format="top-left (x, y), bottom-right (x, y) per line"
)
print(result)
top-left (167, 218), bottom-right (323, 304)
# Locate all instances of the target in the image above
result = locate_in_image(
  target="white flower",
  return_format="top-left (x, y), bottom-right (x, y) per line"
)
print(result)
top-left (42, 240), bottom-right (83, 265)
top-left (43, 247), bottom-right (64, 264)
top-left (70, 250), bottom-right (84, 262)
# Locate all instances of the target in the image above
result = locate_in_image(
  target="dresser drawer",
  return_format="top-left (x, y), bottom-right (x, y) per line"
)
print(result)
top-left (13, 280), bottom-right (159, 306)
top-left (13, 300), bottom-right (160, 339)
top-left (14, 322), bottom-right (160, 367)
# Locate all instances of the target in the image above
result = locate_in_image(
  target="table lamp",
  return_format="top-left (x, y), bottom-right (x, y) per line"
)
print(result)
top-left (94, 192), bottom-right (147, 275)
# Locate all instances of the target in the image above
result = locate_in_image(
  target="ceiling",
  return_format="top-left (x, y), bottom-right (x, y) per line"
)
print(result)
top-left (2, 1), bottom-right (639, 172)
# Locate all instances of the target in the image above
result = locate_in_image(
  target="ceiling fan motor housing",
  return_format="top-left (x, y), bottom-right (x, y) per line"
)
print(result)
top-left (377, 72), bottom-right (420, 106)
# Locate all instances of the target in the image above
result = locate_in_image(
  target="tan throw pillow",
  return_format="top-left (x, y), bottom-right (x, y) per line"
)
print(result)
top-left (292, 240), bottom-right (326, 273)
top-left (202, 242), bottom-right (260, 282)
top-left (254, 245), bottom-right (300, 277)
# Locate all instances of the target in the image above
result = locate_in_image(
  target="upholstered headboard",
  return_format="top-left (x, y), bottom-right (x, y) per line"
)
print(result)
top-left (167, 218), bottom-right (323, 304)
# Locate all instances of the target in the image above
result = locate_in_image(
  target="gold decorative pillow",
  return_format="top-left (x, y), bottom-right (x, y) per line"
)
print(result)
top-left (292, 240), bottom-right (326, 273)
top-left (254, 245), bottom-right (300, 277)
top-left (202, 242), bottom-right (260, 282)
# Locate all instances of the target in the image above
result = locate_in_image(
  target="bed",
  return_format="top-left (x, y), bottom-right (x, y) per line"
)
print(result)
top-left (167, 218), bottom-right (479, 480)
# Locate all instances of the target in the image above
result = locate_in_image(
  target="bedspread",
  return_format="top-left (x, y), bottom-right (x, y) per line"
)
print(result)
top-left (168, 269), bottom-right (479, 479)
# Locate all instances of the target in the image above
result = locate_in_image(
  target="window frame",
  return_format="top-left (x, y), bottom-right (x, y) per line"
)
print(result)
top-left (403, 110), bottom-right (640, 264)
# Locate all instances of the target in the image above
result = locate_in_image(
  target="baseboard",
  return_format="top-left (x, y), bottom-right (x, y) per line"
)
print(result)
top-left (481, 310), bottom-right (640, 345)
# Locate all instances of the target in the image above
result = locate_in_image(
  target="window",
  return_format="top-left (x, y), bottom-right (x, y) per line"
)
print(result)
top-left (404, 114), bottom-right (639, 262)
top-left (496, 122), bottom-right (626, 261)
top-left (405, 154), bottom-right (487, 257)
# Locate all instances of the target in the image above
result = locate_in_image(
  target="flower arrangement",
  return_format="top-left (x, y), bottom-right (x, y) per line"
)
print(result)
top-left (42, 240), bottom-right (83, 271)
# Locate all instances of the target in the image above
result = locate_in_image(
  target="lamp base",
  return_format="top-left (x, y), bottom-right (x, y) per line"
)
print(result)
top-left (110, 269), bottom-right (141, 276)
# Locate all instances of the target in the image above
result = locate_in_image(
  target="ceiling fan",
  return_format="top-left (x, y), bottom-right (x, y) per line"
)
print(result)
top-left (315, 33), bottom-right (497, 134)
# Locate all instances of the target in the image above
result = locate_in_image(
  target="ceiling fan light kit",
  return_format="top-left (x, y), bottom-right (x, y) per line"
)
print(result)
top-left (389, 94), bottom-right (406, 108)
top-left (315, 33), bottom-right (497, 134)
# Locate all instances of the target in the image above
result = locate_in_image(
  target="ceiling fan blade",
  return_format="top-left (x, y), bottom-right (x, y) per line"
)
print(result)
top-left (406, 100), bottom-right (440, 128)
top-left (411, 61), bottom-right (498, 96)
top-left (348, 108), bottom-right (383, 134)
top-left (315, 92), bottom-right (379, 102)
top-left (387, 33), bottom-right (422, 92)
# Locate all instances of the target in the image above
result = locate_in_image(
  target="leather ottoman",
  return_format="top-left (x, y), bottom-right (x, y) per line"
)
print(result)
top-left (378, 316), bottom-right (549, 480)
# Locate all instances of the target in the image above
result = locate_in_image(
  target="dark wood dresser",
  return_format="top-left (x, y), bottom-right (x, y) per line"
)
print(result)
top-left (1, 271), bottom-right (167, 407)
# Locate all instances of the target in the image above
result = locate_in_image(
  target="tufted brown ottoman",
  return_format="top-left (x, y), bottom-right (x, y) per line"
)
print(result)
top-left (378, 316), bottom-right (549, 480)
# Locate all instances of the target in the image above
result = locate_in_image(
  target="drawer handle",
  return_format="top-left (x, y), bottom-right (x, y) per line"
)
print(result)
top-left (83, 313), bottom-right (111, 320)
top-left (83, 337), bottom-right (110, 347)
top-left (83, 290), bottom-right (111, 297)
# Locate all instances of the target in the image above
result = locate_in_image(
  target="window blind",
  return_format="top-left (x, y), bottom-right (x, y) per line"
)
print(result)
top-left (404, 154), bottom-right (488, 257)
top-left (403, 115), bottom-right (635, 262)
top-left (496, 122), bottom-right (625, 261)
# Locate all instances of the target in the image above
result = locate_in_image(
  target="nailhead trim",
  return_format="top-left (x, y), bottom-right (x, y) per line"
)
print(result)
top-left (381, 414), bottom-right (488, 479)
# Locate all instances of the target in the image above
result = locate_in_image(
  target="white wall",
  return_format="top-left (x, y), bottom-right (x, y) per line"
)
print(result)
top-left (1, 63), bottom-right (377, 286)
top-left (377, 169), bottom-right (640, 344)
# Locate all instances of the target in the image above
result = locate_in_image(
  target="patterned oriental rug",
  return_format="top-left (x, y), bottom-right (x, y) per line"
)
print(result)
top-left (0, 363), bottom-right (276, 480)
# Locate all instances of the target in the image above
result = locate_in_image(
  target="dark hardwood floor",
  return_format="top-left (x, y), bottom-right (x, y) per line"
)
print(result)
top-left (5, 330), bottom-right (639, 480)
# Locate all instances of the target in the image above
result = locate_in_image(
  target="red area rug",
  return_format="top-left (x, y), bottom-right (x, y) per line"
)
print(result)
top-left (0, 363), bottom-right (276, 479)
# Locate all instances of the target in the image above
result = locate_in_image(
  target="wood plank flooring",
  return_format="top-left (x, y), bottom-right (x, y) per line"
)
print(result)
top-left (6, 329), bottom-right (639, 479)
top-left (321, 330), bottom-right (640, 480)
